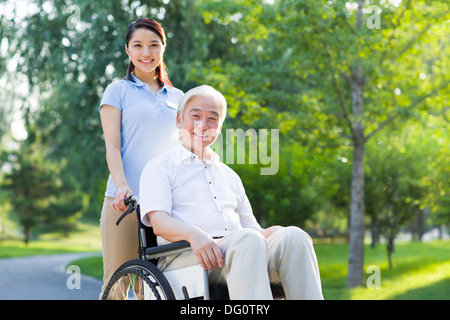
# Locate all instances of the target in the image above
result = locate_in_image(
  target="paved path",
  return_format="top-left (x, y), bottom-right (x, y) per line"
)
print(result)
top-left (0, 253), bottom-right (103, 300)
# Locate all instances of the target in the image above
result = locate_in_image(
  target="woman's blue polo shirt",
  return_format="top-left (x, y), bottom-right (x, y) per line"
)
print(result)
top-left (99, 75), bottom-right (183, 198)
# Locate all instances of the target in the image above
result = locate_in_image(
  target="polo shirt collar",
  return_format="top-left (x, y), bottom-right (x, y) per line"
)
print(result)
top-left (128, 74), bottom-right (168, 93)
top-left (161, 82), bottom-right (169, 94)
top-left (126, 74), bottom-right (145, 87)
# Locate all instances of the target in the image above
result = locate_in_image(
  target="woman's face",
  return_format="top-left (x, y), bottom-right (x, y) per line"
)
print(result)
top-left (126, 28), bottom-right (164, 77)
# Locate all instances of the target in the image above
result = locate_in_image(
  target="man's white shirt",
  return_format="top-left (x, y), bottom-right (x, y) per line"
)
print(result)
top-left (139, 143), bottom-right (261, 245)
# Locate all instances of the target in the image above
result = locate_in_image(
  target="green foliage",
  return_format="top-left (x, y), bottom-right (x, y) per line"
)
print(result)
top-left (2, 122), bottom-right (83, 242)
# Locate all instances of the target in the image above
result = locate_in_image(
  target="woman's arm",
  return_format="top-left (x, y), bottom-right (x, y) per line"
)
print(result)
top-left (100, 105), bottom-right (132, 212)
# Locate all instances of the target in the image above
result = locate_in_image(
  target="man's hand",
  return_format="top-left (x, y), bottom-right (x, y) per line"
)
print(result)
top-left (189, 229), bottom-right (224, 271)
top-left (148, 211), bottom-right (224, 270)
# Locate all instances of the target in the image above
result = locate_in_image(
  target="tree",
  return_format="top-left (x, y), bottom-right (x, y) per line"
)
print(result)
top-left (197, 0), bottom-right (449, 285)
top-left (344, 0), bottom-right (448, 285)
top-left (273, 0), bottom-right (449, 287)
top-left (365, 120), bottom-right (446, 269)
top-left (2, 123), bottom-right (83, 242)
top-left (425, 114), bottom-right (450, 232)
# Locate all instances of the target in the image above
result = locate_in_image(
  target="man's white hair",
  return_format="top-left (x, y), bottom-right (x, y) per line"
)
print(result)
top-left (177, 85), bottom-right (227, 123)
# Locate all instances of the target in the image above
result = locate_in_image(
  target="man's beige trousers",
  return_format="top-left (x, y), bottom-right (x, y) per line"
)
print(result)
top-left (159, 227), bottom-right (324, 300)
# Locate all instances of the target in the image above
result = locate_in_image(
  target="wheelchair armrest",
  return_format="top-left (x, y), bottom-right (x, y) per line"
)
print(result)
top-left (144, 240), bottom-right (191, 260)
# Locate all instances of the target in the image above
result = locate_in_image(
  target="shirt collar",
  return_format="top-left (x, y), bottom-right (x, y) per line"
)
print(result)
top-left (126, 74), bottom-right (146, 87)
top-left (174, 143), bottom-right (221, 165)
top-left (127, 74), bottom-right (169, 93)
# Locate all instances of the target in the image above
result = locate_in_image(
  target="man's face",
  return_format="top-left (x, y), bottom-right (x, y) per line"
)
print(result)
top-left (176, 95), bottom-right (223, 154)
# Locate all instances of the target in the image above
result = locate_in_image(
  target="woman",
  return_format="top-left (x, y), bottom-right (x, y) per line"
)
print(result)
top-left (98, 18), bottom-right (183, 298)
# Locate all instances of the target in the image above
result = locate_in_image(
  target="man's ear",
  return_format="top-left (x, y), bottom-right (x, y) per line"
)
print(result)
top-left (176, 111), bottom-right (182, 129)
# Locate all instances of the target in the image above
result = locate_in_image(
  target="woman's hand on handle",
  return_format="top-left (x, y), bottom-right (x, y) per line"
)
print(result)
top-left (111, 186), bottom-right (132, 212)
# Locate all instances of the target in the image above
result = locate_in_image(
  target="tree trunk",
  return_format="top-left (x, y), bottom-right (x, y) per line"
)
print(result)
top-left (387, 234), bottom-right (395, 270)
top-left (370, 216), bottom-right (379, 248)
top-left (347, 133), bottom-right (366, 287)
top-left (346, 0), bottom-right (367, 289)
top-left (416, 208), bottom-right (426, 241)
top-left (24, 224), bottom-right (32, 245)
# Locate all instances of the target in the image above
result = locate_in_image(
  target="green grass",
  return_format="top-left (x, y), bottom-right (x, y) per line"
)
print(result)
top-left (70, 256), bottom-right (104, 280)
top-left (0, 223), bottom-right (101, 258)
top-left (315, 240), bottom-right (450, 300)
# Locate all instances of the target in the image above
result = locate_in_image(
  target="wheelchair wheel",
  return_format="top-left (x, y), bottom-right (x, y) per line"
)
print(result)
top-left (102, 259), bottom-right (175, 300)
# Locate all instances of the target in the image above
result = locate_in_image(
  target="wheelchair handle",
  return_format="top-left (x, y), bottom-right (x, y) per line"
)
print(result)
top-left (115, 195), bottom-right (138, 226)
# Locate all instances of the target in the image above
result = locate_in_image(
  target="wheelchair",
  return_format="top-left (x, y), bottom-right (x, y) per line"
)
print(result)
top-left (101, 196), bottom-right (285, 300)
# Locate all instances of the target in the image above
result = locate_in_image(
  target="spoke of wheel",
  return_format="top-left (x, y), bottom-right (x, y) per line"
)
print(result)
top-left (112, 274), bottom-right (129, 300)
top-left (134, 276), bottom-right (144, 300)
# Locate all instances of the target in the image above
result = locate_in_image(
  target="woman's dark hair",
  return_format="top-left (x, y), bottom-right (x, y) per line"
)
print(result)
top-left (125, 18), bottom-right (173, 87)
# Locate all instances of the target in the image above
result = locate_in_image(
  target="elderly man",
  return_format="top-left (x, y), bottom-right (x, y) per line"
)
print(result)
top-left (139, 85), bottom-right (323, 300)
